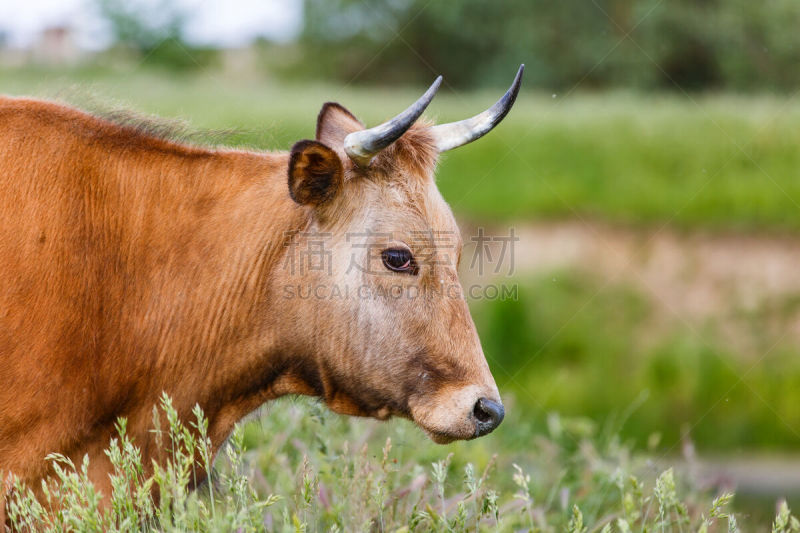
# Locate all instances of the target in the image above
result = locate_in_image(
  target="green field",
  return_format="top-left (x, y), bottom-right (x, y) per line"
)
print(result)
top-left (472, 272), bottom-right (800, 452)
top-left (4, 67), bottom-right (800, 231)
top-left (4, 66), bottom-right (800, 529)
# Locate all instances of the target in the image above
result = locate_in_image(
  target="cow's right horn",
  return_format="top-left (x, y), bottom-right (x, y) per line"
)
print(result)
top-left (429, 64), bottom-right (524, 153)
top-left (343, 76), bottom-right (442, 167)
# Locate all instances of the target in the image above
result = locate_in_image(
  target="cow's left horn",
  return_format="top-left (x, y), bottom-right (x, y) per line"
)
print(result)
top-left (430, 64), bottom-right (524, 152)
top-left (344, 76), bottom-right (442, 167)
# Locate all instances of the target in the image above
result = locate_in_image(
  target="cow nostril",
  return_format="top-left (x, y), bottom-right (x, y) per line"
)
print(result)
top-left (472, 398), bottom-right (505, 437)
top-left (473, 400), bottom-right (492, 423)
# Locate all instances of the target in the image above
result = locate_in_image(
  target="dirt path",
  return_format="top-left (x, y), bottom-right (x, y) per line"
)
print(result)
top-left (461, 220), bottom-right (800, 331)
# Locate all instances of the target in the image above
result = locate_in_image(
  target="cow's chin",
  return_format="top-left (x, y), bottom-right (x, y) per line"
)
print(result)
top-left (422, 428), bottom-right (468, 444)
top-left (408, 384), bottom-right (486, 444)
top-left (414, 417), bottom-right (477, 444)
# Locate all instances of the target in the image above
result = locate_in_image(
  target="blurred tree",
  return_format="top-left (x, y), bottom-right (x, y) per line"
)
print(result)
top-left (295, 0), bottom-right (800, 92)
top-left (96, 0), bottom-right (217, 70)
top-left (636, 0), bottom-right (800, 91)
top-left (715, 0), bottom-right (800, 91)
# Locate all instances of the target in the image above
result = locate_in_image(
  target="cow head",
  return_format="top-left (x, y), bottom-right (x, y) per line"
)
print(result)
top-left (279, 66), bottom-right (523, 443)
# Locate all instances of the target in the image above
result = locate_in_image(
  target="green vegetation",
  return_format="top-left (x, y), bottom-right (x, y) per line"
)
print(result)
top-left (6, 395), bottom-right (797, 531)
top-left (298, 0), bottom-right (800, 92)
top-left (78, 0), bottom-right (800, 91)
top-left (472, 272), bottom-right (800, 452)
top-left (95, 0), bottom-right (219, 71)
top-left (3, 68), bottom-right (800, 231)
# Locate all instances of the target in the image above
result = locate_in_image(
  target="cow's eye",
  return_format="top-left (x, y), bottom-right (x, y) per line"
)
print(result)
top-left (381, 248), bottom-right (417, 274)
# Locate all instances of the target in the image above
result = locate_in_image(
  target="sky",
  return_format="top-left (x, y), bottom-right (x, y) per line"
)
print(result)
top-left (0, 0), bottom-right (303, 49)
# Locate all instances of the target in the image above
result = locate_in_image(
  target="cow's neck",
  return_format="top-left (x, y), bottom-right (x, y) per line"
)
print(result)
top-left (116, 148), bottom-right (312, 459)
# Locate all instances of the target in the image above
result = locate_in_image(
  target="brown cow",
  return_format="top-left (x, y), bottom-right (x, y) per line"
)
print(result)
top-left (0, 66), bottom-right (523, 511)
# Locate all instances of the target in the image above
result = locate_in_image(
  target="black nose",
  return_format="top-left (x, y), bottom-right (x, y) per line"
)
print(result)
top-left (472, 398), bottom-right (505, 437)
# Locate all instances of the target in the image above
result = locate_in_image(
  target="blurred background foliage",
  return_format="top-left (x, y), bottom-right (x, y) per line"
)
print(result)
top-left (75, 0), bottom-right (800, 91)
top-left (295, 0), bottom-right (800, 91)
top-left (95, 0), bottom-right (220, 69)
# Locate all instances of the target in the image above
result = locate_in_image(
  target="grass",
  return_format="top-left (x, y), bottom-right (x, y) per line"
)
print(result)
top-left (471, 271), bottom-right (800, 452)
top-left (3, 66), bottom-right (800, 231)
top-left (6, 395), bottom-right (797, 532)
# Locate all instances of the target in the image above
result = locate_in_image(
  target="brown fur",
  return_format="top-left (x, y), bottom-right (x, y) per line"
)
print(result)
top-left (0, 96), bottom-right (500, 518)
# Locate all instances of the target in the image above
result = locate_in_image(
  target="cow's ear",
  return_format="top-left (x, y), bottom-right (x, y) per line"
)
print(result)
top-left (316, 102), bottom-right (364, 150)
top-left (288, 140), bottom-right (343, 206)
